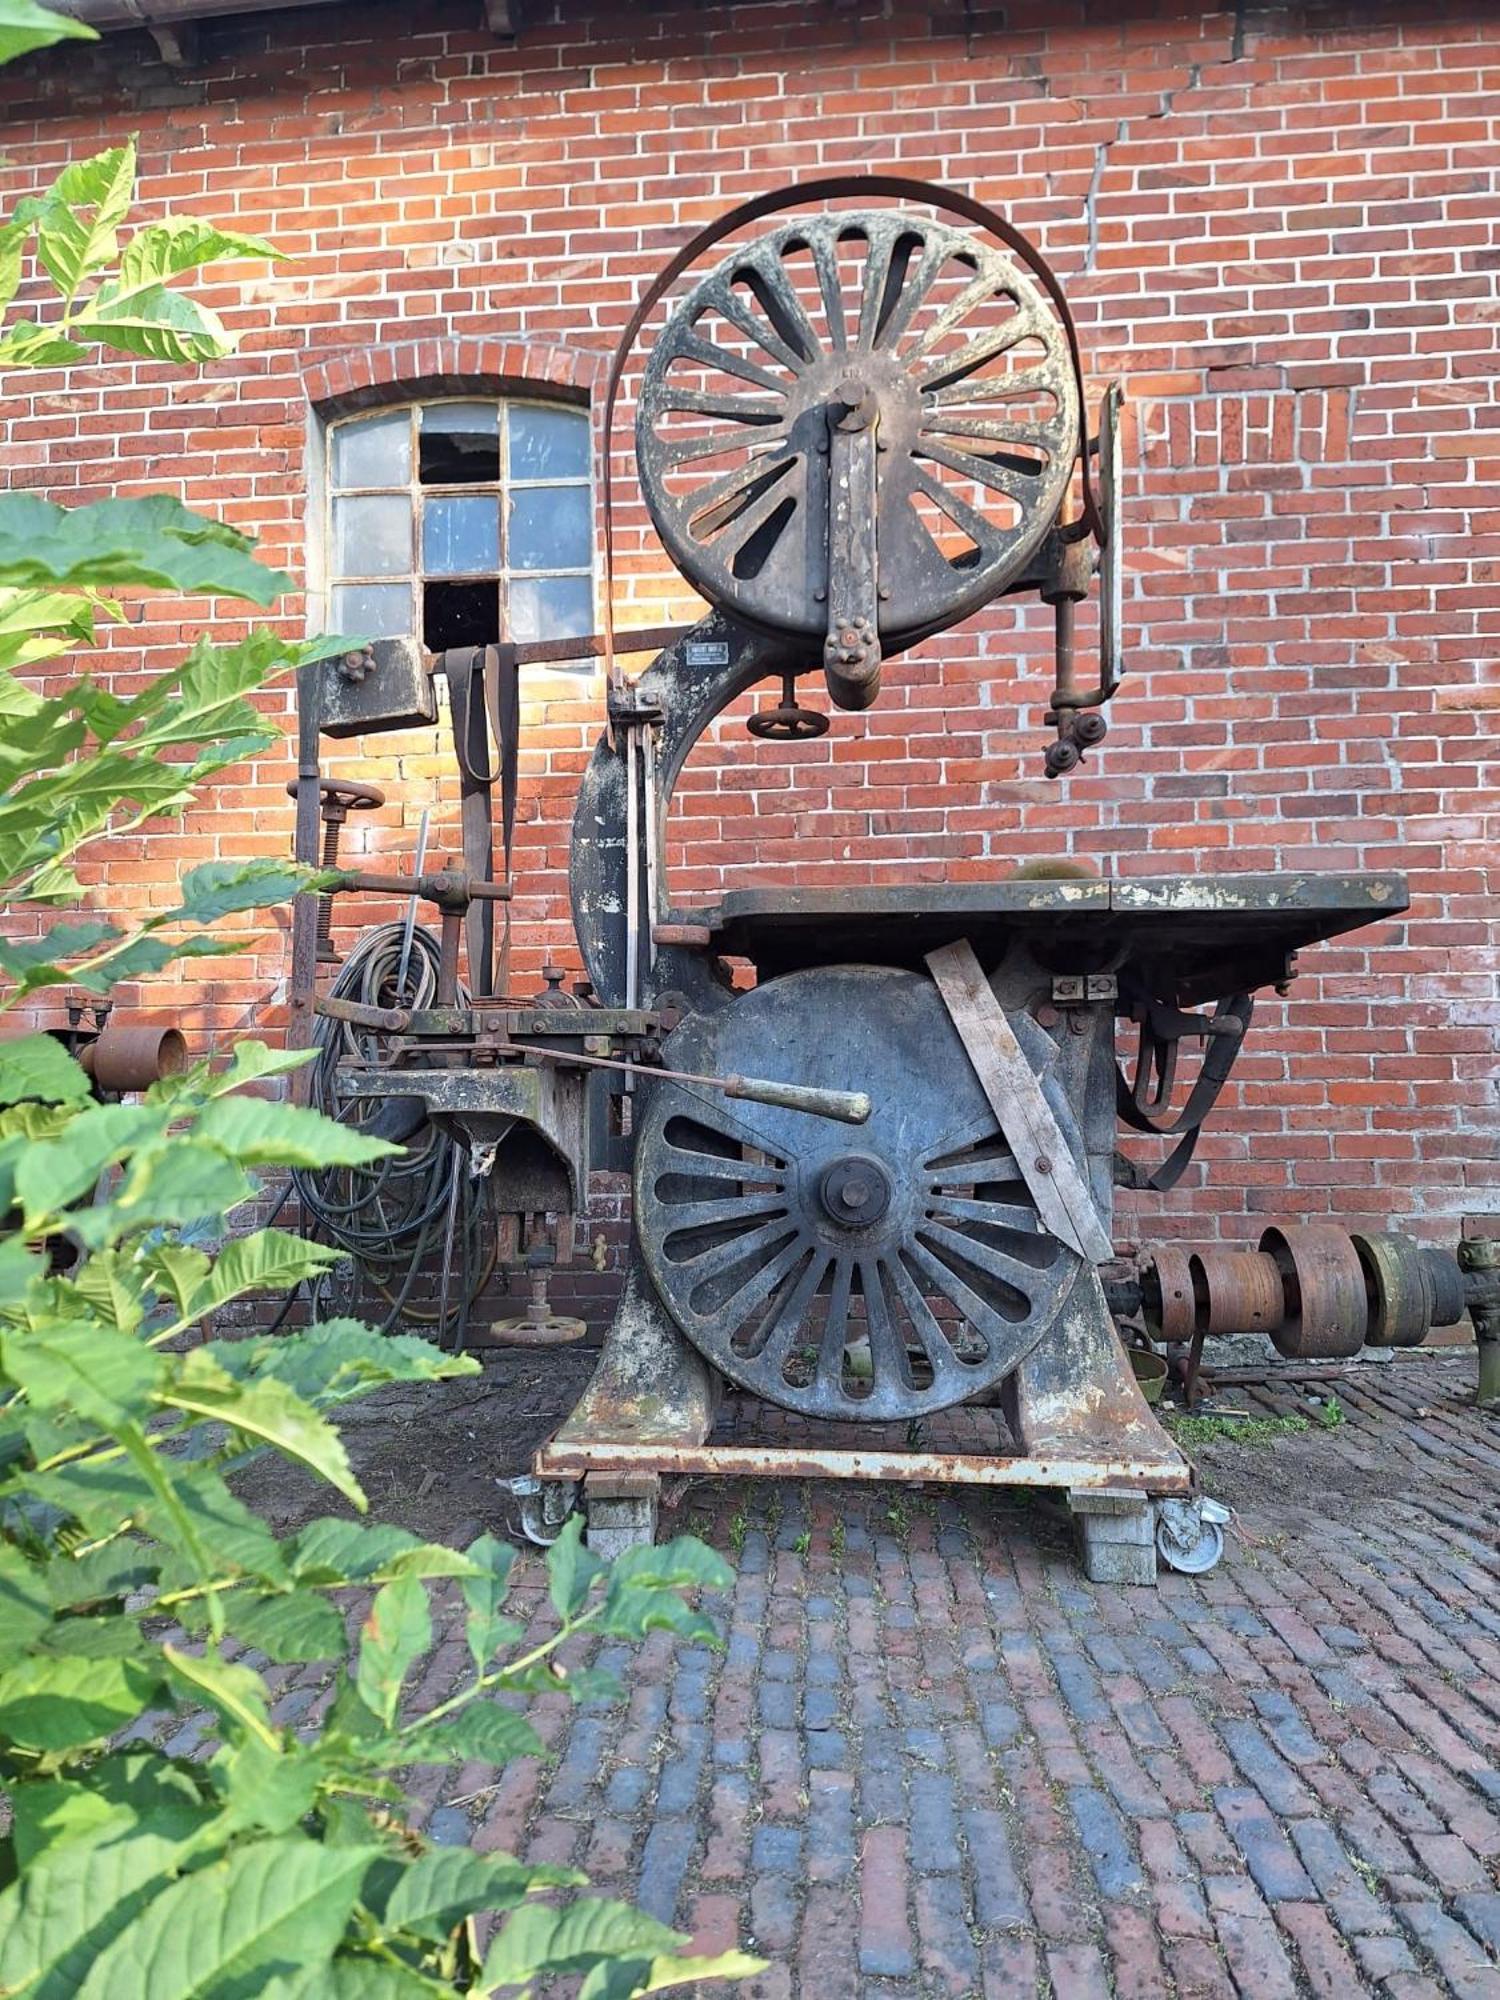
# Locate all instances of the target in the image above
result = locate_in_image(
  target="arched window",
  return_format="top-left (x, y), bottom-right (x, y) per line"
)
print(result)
top-left (325, 398), bottom-right (593, 656)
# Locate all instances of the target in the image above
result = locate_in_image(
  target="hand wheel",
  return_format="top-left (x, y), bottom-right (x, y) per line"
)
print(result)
top-left (747, 672), bottom-right (830, 741)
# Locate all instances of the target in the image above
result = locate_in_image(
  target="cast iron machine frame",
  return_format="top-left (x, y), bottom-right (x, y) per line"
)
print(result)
top-left (288, 178), bottom-right (1426, 1582)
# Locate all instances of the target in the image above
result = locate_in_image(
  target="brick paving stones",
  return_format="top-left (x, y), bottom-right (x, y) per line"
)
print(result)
top-left (303, 1353), bottom-right (1500, 1994)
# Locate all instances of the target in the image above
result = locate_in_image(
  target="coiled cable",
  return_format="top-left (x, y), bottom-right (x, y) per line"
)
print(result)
top-left (286, 923), bottom-right (494, 1342)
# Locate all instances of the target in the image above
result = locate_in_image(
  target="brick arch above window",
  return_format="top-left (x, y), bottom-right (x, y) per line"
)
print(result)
top-left (300, 337), bottom-right (610, 417)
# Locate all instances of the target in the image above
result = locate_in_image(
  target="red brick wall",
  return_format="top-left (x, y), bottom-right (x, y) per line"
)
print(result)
top-left (1, 0), bottom-right (1495, 1255)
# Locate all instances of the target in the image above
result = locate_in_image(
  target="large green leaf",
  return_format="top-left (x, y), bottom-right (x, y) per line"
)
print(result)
top-left (206, 1039), bottom-right (317, 1095)
top-left (193, 1227), bottom-right (345, 1314)
top-left (196, 1094), bottom-right (400, 1171)
top-left (65, 1247), bottom-right (147, 1333)
top-left (34, 141), bottom-right (136, 301)
top-left (162, 1643), bottom-right (276, 1747)
top-left (75, 279), bottom-right (231, 364)
top-left (0, 1650), bottom-right (160, 1750)
top-left (381, 1847), bottom-right (575, 1941)
top-left (290, 1518), bottom-right (483, 1588)
top-left (0, 494), bottom-right (289, 602)
top-left (72, 1836), bottom-right (383, 2000)
top-left (582, 1951), bottom-right (767, 1999)
top-left (546, 1512), bottom-right (605, 1619)
top-left (225, 1588), bottom-right (345, 1664)
top-left (459, 1532), bottom-right (520, 1670)
top-left (94, 1140), bottom-right (255, 1241)
top-left (355, 1575), bottom-right (431, 1726)
top-left (210, 1734), bottom-right (323, 1836)
top-left (0, 0), bottom-right (97, 66)
top-left (0, 1318), bottom-right (163, 1426)
top-left (118, 216), bottom-right (280, 288)
top-left (0, 1031), bottom-right (92, 1107)
top-left (208, 1318), bottom-right (476, 1409)
top-left (0, 1543), bottom-right (52, 1668)
top-left (12, 1757), bottom-right (208, 1868)
top-left (162, 1352), bottom-right (365, 1509)
top-left (479, 1898), bottom-right (686, 1991)
top-left (0, 1824), bottom-right (190, 2000)
top-left (16, 1101), bottom-right (167, 1221)
top-left (399, 1698), bottom-right (541, 1769)
top-left (165, 857), bottom-right (321, 926)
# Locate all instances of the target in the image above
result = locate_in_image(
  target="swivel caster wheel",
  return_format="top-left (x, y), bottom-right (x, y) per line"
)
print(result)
top-left (1156, 1495), bottom-right (1230, 1576)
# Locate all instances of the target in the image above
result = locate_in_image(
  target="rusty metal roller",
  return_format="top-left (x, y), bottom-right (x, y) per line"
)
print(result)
top-left (1139, 1243), bottom-right (1197, 1343)
top-left (1259, 1224), bottom-right (1367, 1359)
top-left (1351, 1230), bottom-right (1436, 1348)
top-left (81, 1021), bottom-right (187, 1095)
top-left (1188, 1247), bottom-right (1285, 1337)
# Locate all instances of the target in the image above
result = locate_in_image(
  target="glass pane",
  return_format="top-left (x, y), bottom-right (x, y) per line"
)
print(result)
top-left (508, 486), bottom-right (591, 571)
top-left (420, 402), bottom-right (500, 485)
top-left (422, 495), bottom-right (500, 576)
top-left (331, 409), bottom-right (410, 490)
top-left (333, 493), bottom-right (411, 578)
top-left (510, 404), bottom-right (589, 480)
top-left (332, 582), bottom-right (411, 640)
top-left (509, 574), bottom-right (593, 645)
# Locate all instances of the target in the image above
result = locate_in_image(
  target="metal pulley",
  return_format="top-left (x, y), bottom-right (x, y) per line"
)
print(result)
top-left (636, 207), bottom-right (1081, 709)
top-left (632, 964), bottom-right (1087, 1422)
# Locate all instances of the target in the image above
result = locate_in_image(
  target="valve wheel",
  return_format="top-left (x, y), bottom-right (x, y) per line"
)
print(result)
top-left (634, 965), bottom-right (1087, 1422)
top-left (747, 673), bottom-right (830, 741)
top-left (637, 209), bottom-right (1080, 657)
top-left (286, 777), bottom-right (386, 815)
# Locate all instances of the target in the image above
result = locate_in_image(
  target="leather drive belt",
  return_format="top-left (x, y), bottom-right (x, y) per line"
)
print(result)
top-left (437, 644), bottom-right (519, 999)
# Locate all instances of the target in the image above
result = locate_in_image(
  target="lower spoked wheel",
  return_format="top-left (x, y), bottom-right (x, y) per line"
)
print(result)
top-left (634, 965), bottom-right (1087, 1422)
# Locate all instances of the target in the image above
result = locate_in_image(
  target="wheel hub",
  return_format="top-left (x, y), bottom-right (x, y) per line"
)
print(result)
top-left (816, 1152), bottom-right (895, 1230)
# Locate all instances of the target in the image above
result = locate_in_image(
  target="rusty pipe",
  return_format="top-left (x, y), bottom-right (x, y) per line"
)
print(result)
top-left (80, 1021), bottom-right (188, 1094)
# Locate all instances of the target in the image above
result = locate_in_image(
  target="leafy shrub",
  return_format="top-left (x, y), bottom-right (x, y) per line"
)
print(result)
top-left (0, 8), bottom-right (755, 1991)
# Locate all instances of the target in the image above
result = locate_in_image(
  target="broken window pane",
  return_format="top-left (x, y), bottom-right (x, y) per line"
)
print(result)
top-left (424, 580), bottom-right (501, 652)
top-left (334, 493), bottom-right (411, 577)
top-left (509, 574), bottom-right (593, 642)
top-left (422, 495), bottom-right (500, 576)
top-left (332, 582), bottom-right (411, 639)
top-left (420, 402), bottom-right (501, 485)
top-left (509, 485), bottom-right (591, 571)
top-left (510, 403), bottom-right (589, 480)
top-left (332, 408), bottom-right (410, 490)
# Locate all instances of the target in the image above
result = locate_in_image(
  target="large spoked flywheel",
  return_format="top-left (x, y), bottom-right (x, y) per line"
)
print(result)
top-left (634, 966), bottom-right (1086, 1422)
top-left (636, 209), bottom-right (1080, 668)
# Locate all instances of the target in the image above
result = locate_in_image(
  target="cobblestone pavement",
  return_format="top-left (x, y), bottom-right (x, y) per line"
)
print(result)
top-left (308, 1352), bottom-right (1500, 1997)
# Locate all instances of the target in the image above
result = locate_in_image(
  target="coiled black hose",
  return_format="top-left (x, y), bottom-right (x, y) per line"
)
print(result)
top-left (283, 923), bottom-right (493, 1342)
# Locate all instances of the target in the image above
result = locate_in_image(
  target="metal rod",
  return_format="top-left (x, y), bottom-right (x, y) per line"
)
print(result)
top-left (534, 1438), bottom-right (1193, 1493)
top-left (480, 1039), bottom-right (871, 1125)
top-left (288, 661), bottom-right (324, 1100)
top-left (642, 719), bottom-right (660, 973)
top-left (624, 720), bottom-right (640, 1017)
top-left (396, 806), bottom-right (430, 1001)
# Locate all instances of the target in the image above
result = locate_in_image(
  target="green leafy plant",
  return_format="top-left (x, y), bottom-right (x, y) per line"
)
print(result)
top-left (0, 14), bottom-right (758, 1992)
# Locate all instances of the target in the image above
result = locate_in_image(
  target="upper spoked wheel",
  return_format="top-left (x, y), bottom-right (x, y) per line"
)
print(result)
top-left (637, 209), bottom-right (1081, 670)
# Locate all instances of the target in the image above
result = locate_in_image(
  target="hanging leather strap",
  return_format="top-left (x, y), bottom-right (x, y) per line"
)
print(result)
top-left (484, 644), bottom-right (520, 996)
top-left (1115, 994), bottom-right (1254, 1191)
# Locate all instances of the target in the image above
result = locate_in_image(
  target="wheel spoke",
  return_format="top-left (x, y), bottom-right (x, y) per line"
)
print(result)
top-left (885, 1252), bottom-right (975, 1387)
top-left (673, 1212), bottom-right (799, 1281)
top-left (659, 386), bottom-right (788, 423)
top-left (688, 452), bottom-right (799, 540)
top-left (738, 246), bottom-right (825, 364)
top-left (924, 358), bottom-right (1066, 412)
top-left (756, 1250), bottom-right (834, 1375)
top-left (657, 1191), bottom-right (790, 1229)
top-left (706, 467), bottom-right (801, 560)
top-left (906, 1237), bottom-right (1031, 1349)
top-left (926, 1197), bottom-right (1037, 1233)
top-left (908, 468), bottom-right (1008, 559)
top-left (815, 1255), bottom-right (855, 1393)
top-left (905, 271), bottom-right (1029, 360)
top-left (921, 1219), bottom-right (1049, 1297)
top-left (917, 437), bottom-right (1048, 506)
top-left (706, 276), bottom-right (817, 376)
top-left (915, 318), bottom-right (1040, 395)
top-left (657, 425), bottom-right (782, 470)
top-left (860, 1257), bottom-right (912, 1390)
top-left (666, 330), bottom-right (790, 394)
top-left (713, 1230), bottom-right (814, 1329)
top-left (870, 232), bottom-right (948, 350)
top-left (657, 1148), bottom-right (785, 1190)
top-left (808, 228), bottom-right (849, 353)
